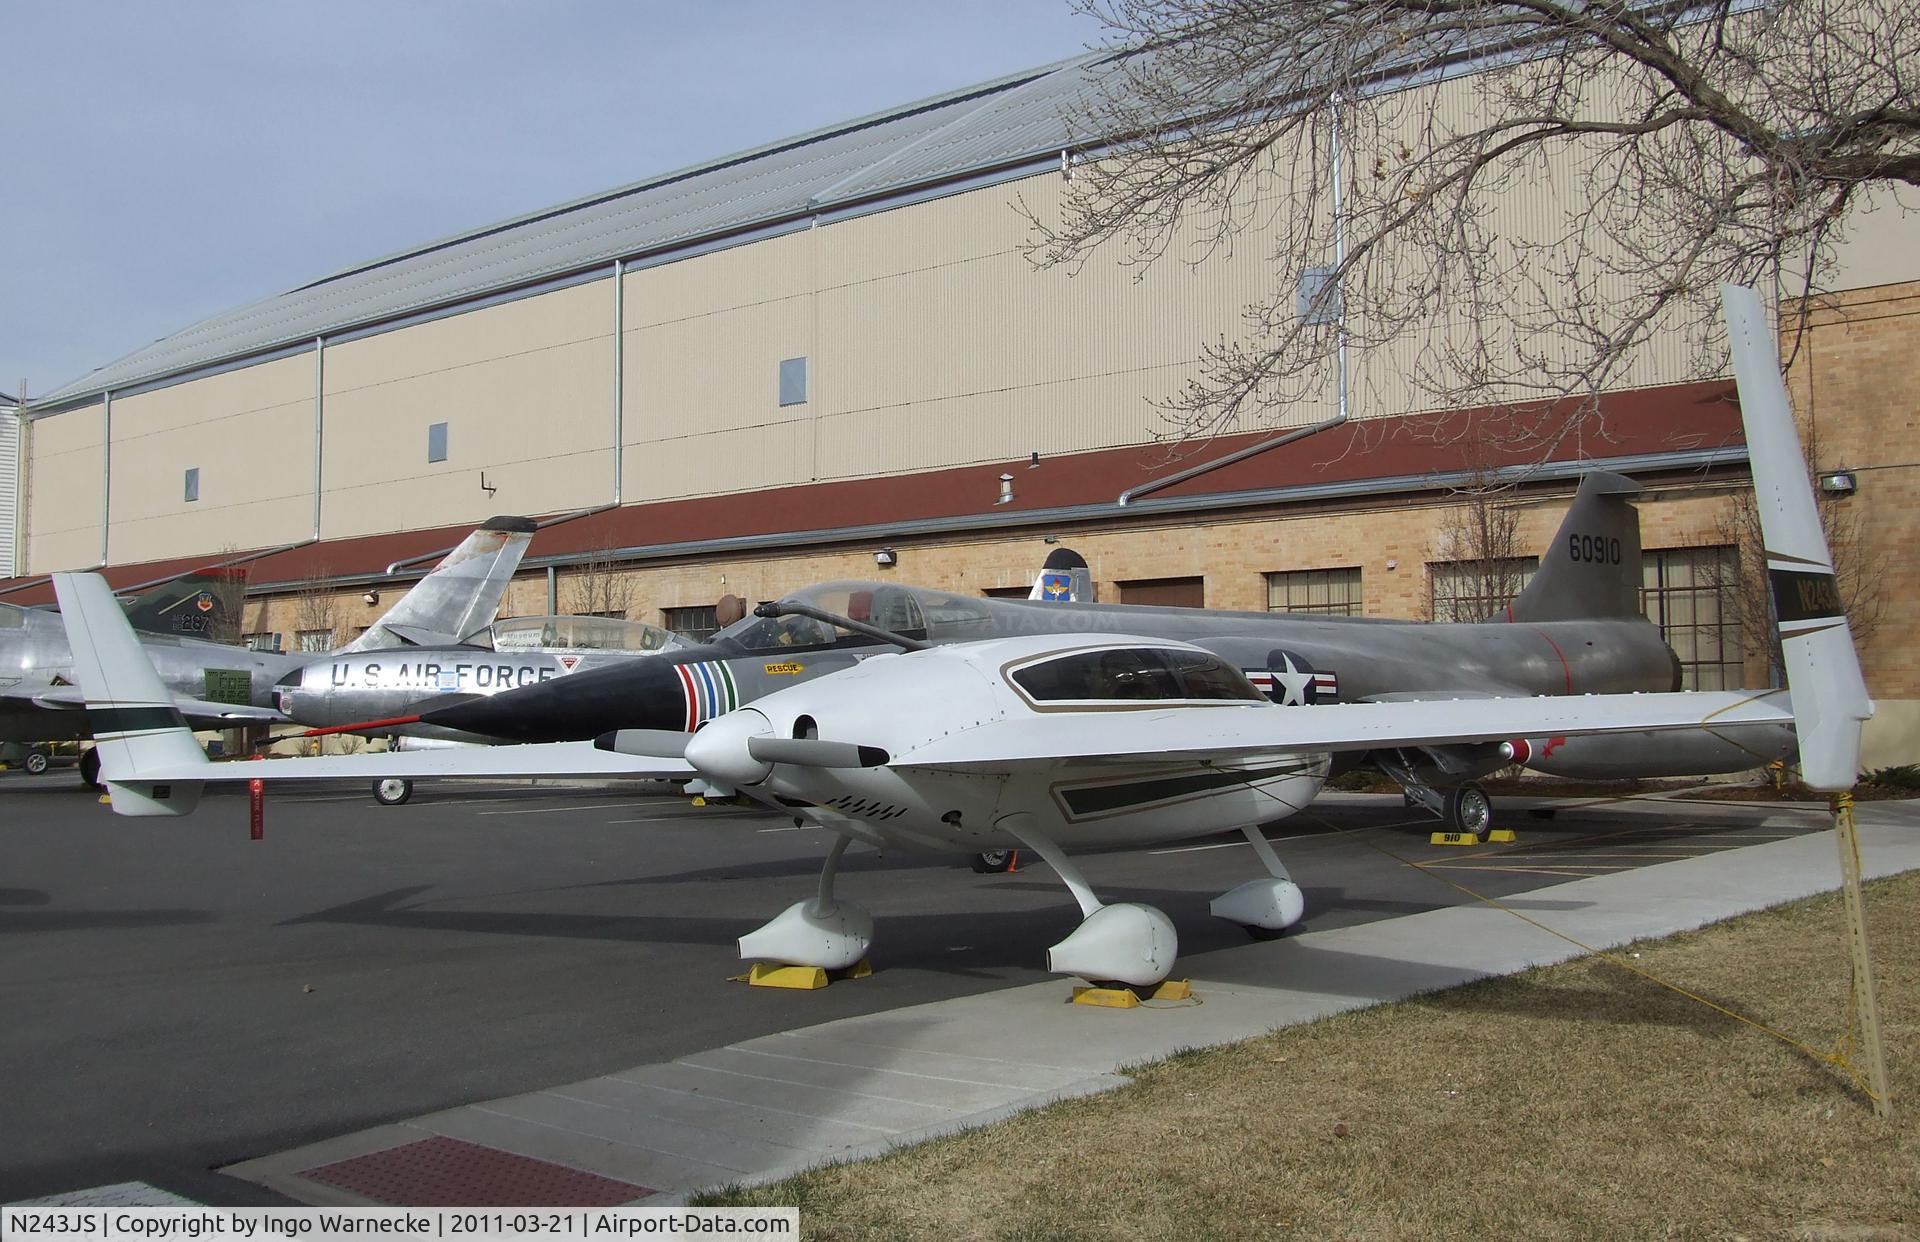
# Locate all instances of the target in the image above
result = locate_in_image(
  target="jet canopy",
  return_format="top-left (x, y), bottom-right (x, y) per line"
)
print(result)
top-left (1007, 645), bottom-right (1267, 706)
top-left (489, 615), bottom-right (678, 653)
top-left (716, 581), bottom-right (996, 652)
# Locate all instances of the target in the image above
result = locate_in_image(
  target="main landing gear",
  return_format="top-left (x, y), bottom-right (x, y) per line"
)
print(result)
top-left (1381, 755), bottom-right (1495, 834)
top-left (373, 778), bottom-right (414, 806)
top-left (1210, 824), bottom-right (1308, 940)
top-left (737, 820), bottom-right (1308, 993)
top-left (970, 849), bottom-right (1016, 873)
top-left (1441, 782), bottom-right (1493, 836)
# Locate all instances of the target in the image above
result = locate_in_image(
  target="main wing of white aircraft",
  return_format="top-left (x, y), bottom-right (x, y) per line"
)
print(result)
top-left (890, 687), bottom-right (1794, 774)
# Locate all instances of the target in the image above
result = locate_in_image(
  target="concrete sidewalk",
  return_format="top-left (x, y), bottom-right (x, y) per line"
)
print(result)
top-left (227, 800), bottom-right (1920, 1207)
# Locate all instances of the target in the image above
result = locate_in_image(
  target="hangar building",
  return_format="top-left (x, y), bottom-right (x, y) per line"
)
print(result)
top-left (4, 49), bottom-right (1918, 762)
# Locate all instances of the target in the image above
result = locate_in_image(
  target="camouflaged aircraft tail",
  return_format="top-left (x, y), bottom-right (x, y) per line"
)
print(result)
top-left (1505, 471), bottom-right (1644, 623)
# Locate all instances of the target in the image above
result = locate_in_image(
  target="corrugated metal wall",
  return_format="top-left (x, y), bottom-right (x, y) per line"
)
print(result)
top-left (25, 402), bottom-right (104, 572)
top-left (322, 279), bottom-right (614, 540)
top-left (106, 354), bottom-right (315, 563)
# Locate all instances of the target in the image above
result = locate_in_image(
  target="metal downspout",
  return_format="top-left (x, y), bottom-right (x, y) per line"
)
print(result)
top-left (100, 391), bottom-right (111, 564)
top-left (1117, 95), bottom-right (1352, 507)
top-left (612, 259), bottom-right (624, 505)
top-left (313, 336), bottom-right (325, 539)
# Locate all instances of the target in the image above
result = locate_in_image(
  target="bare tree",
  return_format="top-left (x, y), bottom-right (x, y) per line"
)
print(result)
top-left (204, 545), bottom-right (247, 646)
top-left (1424, 471), bottom-right (1529, 621)
top-left (1711, 475), bottom-right (1883, 677)
top-left (1029, 0), bottom-right (1919, 444)
top-left (291, 567), bottom-right (340, 652)
top-left (563, 541), bottom-right (636, 618)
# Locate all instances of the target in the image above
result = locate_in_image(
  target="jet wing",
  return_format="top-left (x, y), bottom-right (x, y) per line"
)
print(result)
top-left (98, 739), bottom-right (691, 785)
top-left (891, 691), bottom-right (1794, 772)
top-left (0, 683), bottom-right (288, 725)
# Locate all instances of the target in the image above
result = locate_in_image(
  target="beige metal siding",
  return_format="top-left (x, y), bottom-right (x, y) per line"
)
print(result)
top-left (620, 231), bottom-right (819, 500)
top-left (24, 403), bottom-right (104, 573)
top-left (105, 354), bottom-right (315, 564)
top-left (321, 280), bottom-right (615, 537)
top-left (1824, 184), bottom-right (1920, 295)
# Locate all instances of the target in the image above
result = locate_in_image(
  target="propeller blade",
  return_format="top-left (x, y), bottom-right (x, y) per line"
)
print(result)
top-left (594, 728), bottom-right (691, 758)
top-left (746, 736), bottom-right (891, 768)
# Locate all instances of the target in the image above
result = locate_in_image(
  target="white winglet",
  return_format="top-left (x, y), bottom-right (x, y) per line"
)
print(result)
top-left (54, 572), bottom-right (209, 815)
top-left (1721, 283), bottom-right (1873, 790)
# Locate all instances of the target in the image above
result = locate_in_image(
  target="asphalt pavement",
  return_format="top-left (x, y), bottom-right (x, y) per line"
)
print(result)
top-left (0, 768), bottom-right (1882, 1204)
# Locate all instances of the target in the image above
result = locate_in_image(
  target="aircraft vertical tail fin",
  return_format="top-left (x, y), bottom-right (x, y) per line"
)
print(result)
top-left (121, 567), bottom-right (249, 641)
top-left (1029, 548), bottom-right (1094, 603)
top-left (340, 516), bottom-right (538, 652)
top-left (1722, 283), bottom-right (1872, 790)
top-left (1506, 471), bottom-right (1645, 623)
top-left (52, 573), bottom-right (207, 816)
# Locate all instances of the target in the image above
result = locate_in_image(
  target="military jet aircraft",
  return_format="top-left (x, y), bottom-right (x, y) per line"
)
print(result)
top-left (47, 284), bottom-right (1865, 991)
top-left (1, 516), bottom-right (537, 784)
top-left (393, 475), bottom-right (1789, 833)
top-left (276, 611), bottom-right (687, 803)
top-left (308, 550), bottom-right (1089, 805)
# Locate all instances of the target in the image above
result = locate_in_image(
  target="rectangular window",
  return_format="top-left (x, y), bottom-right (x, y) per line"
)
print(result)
top-left (1116, 577), bottom-right (1205, 608)
top-left (1643, 546), bottom-right (1744, 690)
top-left (243, 632), bottom-right (281, 653)
top-left (663, 605), bottom-right (719, 644)
top-left (1428, 557), bottom-right (1539, 622)
top-left (1265, 567), bottom-right (1362, 616)
top-left (427, 421), bottom-right (449, 463)
top-left (183, 467), bottom-right (199, 502)
top-left (296, 628), bottom-right (332, 653)
top-left (778, 357), bottom-right (808, 407)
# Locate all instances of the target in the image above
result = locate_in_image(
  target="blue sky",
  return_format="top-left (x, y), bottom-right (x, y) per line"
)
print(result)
top-left (0, 2), bottom-right (1106, 401)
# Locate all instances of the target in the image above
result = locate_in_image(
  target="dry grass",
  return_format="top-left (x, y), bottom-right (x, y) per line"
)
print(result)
top-left (698, 872), bottom-right (1920, 1240)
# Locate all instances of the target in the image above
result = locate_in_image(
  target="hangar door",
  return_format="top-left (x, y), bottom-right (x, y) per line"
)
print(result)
top-left (1116, 577), bottom-right (1204, 609)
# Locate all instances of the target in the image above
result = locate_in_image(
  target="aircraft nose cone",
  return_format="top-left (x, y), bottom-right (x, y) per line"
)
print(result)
top-left (420, 654), bottom-right (693, 742)
top-left (684, 709), bottom-right (774, 787)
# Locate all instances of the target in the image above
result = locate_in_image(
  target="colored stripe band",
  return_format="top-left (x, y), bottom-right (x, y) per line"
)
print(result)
top-left (89, 706), bottom-right (189, 734)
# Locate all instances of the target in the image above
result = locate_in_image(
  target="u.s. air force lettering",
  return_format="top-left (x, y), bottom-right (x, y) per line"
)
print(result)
top-left (326, 659), bottom-right (562, 693)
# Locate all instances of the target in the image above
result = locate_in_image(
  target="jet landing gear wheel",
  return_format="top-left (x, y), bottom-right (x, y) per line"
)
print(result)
top-left (79, 748), bottom-right (103, 790)
top-left (970, 849), bottom-right (1016, 873)
top-left (1443, 782), bottom-right (1492, 836)
top-left (24, 751), bottom-right (50, 776)
top-left (372, 778), bottom-right (414, 806)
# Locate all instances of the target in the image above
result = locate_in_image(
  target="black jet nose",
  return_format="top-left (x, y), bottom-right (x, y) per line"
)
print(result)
top-left (420, 653), bottom-right (698, 742)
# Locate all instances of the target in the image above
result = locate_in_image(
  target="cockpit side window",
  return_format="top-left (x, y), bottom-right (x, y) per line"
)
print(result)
top-left (725, 612), bottom-right (838, 651)
top-left (1011, 646), bottom-right (1267, 704)
top-left (920, 592), bottom-right (993, 641)
top-left (1012, 648), bottom-right (1180, 702)
top-left (1167, 649), bottom-right (1267, 701)
top-left (716, 582), bottom-right (928, 653)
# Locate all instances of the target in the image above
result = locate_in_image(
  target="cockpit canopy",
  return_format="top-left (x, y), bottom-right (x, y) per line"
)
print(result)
top-left (489, 615), bottom-right (679, 653)
top-left (716, 581), bottom-right (995, 652)
top-left (1008, 645), bottom-right (1265, 705)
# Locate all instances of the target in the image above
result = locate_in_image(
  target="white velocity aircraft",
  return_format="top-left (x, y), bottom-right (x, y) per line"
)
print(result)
top-left (52, 286), bottom-right (1869, 989)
